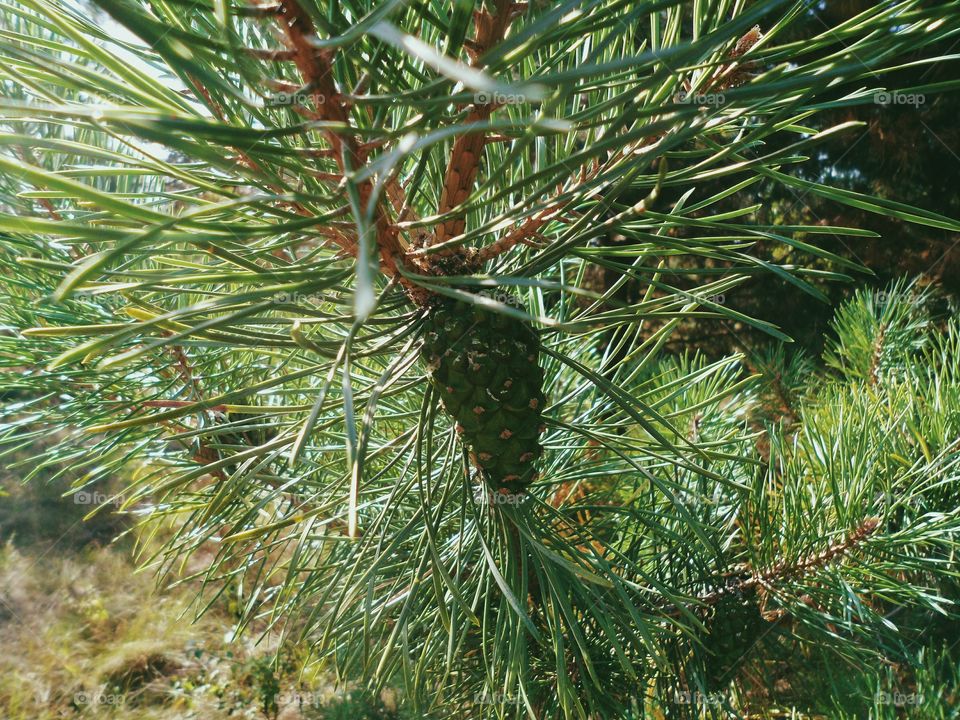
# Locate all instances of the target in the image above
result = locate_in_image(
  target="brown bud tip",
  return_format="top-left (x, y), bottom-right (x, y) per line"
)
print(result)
top-left (473, 406), bottom-right (486, 415)
top-left (499, 429), bottom-right (513, 440)
top-left (528, 398), bottom-right (539, 409)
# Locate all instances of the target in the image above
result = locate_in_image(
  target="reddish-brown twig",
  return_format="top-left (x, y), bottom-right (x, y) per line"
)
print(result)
top-left (700, 516), bottom-right (881, 606)
top-left (431, 1), bottom-right (522, 254)
top-left (271, 0), bottom-right (426, 301)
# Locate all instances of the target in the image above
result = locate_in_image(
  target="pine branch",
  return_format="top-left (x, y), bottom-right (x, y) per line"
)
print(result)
top-left (269, 0), bottom-right (421, 298)
top-left (702, 517), bottom-right (882, 607)
top-left (3, 2), bottom-right (960, 715)
top-left (242, 47), bottom-right (298, 62)
top-left (702, 24), bottom-right (764, 94)
top-left (154, 342), bottom-right (228, 479)
top-left (740, 349), bottom-right (799, 427)
top-left (868, 321), bottom-right (888, 387)
top-left (431, 0), bottom-right (521, 253)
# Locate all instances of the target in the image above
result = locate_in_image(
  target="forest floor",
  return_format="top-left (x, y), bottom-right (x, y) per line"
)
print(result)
top-left (0, 468), bottom-right (405, 720)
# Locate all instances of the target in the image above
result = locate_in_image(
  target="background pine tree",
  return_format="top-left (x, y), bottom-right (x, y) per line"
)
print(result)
top-left (1, 1), bottom-right (960, 717)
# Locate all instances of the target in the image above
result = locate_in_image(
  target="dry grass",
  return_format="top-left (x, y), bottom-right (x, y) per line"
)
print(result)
top-left (0, 459), bottom-right (403, 720)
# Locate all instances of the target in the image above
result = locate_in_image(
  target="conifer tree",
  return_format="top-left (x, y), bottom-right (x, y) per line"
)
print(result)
top-left (1, 1), bottom-right (960, 717)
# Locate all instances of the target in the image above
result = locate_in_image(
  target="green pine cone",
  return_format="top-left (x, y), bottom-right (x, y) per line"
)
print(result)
top-left (421, 297), bottom-right (547, 493)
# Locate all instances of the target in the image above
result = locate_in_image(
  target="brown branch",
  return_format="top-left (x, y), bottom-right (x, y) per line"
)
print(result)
top-left (699, 516), bottom-right (881, 607)
top-left (34, 196), bottom-right (62, 223)
top-left (470, 153), bottom-right (628, 265)
top-left (272, 0), bottom-right (426, 301)
top-left (431, 0), bottom-right (521, 253)
top-left (15, 146), bottom-right (90, 261)
top-left (703, 25), bottom-right (763, 94)
top-left (474, 202), bottom-right (572, 263)
top-left (167, 343), bottom-right (205, 399)
top-left (433, 108), bottom-right (497, 251)
top-left (264, 78), bottom-right (302, 92)
top-left (739, 350), bottom-right (798, 426)
top-left (147, 341), bottom-right (229, 480)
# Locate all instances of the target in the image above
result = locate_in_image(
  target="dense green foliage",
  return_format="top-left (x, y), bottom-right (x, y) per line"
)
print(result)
top-left (2, 0), bottom-right (960, 717)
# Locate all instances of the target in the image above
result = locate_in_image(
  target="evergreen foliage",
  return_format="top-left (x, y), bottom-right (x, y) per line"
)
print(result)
top-left (1, 0), bottom-right (960, 717)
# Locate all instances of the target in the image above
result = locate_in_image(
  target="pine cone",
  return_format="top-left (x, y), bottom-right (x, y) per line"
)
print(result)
top-left (421, 297), bottom-right (547, 493)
